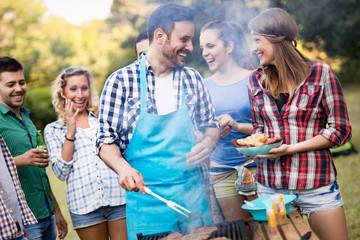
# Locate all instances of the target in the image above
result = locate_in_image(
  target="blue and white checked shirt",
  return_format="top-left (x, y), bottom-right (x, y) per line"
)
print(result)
top-left (45, 112), bottom-right (125, 215)
top-left (96, 56), bottom-right (219, 154)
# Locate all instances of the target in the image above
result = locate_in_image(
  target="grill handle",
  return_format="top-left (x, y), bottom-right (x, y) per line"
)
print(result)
top-left (177, 215), bottom-right (204, 232)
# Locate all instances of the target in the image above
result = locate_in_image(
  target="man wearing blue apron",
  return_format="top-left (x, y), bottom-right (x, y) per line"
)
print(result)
top-left (97, 4), bottom-right (220, 240)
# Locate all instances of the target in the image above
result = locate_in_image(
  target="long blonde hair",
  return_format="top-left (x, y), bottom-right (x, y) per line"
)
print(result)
top-left (248, 8), bottom-right (312, 99)
top-left (51, 66), bottom-right (99, 125)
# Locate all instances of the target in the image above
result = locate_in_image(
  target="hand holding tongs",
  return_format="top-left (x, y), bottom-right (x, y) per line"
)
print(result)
top-left (144, 187), bottom-right (191, 217)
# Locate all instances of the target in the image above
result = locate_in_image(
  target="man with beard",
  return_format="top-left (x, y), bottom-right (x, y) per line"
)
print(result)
top-left (0, 56), bottom-right (68, 240)
top-left (97, 4), bottom-right (220, 240)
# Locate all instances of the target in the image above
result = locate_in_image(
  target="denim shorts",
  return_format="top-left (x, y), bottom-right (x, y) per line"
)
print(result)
top-left (25, 213), bottom-right (56, 240)
top-left (70, 205), bottom-right (126, 229)
top-left (257, 181), bottom-right (344, 215)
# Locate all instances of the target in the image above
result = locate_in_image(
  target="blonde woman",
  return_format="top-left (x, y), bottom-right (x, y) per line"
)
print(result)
top-left (248, 8), bottom-right (351, 240)
top-left (44, 66), bottom-right (127, 240)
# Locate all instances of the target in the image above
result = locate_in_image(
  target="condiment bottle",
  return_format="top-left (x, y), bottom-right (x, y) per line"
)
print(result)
top-left (271, 194), bottom-right (287, 225)
top-left (266, 207), bottom-right (277, 233)
top-left (36, 130), bottom-right (48, 168)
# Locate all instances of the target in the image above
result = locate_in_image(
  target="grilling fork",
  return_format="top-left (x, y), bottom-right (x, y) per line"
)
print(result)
top-left (144, 187), bottom-right (191, 217)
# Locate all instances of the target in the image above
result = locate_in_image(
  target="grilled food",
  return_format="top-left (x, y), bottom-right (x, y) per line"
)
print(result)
top-left (160, 232), bottom-right (183, 240)
top-left (181, 226), bottom-right (218, 240)
top-left (232, 134), bottom-right (282, 148)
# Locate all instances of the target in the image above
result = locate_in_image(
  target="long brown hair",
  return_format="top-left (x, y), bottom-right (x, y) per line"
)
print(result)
top-left (52, 66), bottom-right (99, 125)
top-left (201, 20), bottom-right (256, 70)
top-left (248, 8), bottom-right (312, 99)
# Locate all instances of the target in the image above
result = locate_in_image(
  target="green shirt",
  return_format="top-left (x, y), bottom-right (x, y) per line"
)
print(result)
top-left (0, 104), bottom-right (54, 220)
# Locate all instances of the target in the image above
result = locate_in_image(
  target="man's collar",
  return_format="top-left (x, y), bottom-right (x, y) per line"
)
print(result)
top-left (0, 104), bottom-right (29, 115)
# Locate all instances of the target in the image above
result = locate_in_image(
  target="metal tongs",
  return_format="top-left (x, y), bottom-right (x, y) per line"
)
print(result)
top-left (144, 187), bottom-right (191, 217)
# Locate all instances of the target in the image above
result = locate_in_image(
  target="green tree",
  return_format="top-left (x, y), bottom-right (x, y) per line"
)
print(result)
top-left (23, 86), bottom-right (57, 131)
top-left (271, 0), bottom-right (360, 83)
top-left (0, 0), bottom-right (45, 81)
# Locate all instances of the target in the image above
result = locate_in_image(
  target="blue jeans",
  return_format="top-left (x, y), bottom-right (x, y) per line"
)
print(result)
top-left (70, 205), bottom-right (126, 229)
top-left (25, 214), bottom-right (56, 240)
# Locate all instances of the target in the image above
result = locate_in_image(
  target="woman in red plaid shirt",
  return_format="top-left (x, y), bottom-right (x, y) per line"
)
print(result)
top-left (248, 8), bottom-right (351, 240)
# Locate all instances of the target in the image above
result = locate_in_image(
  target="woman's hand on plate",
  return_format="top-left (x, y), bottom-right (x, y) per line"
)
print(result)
top-left (240, 144), bottom-right (289, 159)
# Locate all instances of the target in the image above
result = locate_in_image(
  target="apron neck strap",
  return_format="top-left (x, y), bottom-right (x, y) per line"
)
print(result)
top-left (140, 55), bottom-right (148, 112)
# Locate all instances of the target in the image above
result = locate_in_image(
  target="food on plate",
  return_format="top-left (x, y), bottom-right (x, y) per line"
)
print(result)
top-left (181, 233), bottom-right (210, 240)
top-left (159, 232), bottom-right (183, 240)
top-left (231, 134), bottom-right (282, 148)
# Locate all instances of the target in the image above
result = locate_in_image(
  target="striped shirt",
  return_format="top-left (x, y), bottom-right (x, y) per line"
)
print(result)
top-left (96, 56), bottom-right (218, 154)
top-left (44, 113), bottom-right (125, 215)
top-left (0, 136), bottom-right (37, 239)
top-left (249, 62), bottom-right (351, 190)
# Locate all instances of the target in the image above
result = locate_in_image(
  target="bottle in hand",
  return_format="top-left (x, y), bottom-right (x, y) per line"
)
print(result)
top-left (36, 130), bottom-right (48, 168)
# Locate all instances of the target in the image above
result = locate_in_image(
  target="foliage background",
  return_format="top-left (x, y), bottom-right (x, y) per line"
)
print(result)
top-left (1, 0), bottom-right (358, 129)
top-left (1, 0), bottom-right (359, 239)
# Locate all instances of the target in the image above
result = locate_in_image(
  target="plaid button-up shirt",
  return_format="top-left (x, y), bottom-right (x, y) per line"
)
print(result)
top-left (96, 56), bottom-right (218, 154)
top-left (249, 62), bottom-right (351, 190)
top-left (44, 113), bottom-right (126, 214)
top-left (0, 136), bottom-right (37, 239)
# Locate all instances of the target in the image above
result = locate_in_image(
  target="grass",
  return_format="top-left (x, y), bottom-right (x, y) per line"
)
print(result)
top-left (47, 86), bottom-right (360, 240)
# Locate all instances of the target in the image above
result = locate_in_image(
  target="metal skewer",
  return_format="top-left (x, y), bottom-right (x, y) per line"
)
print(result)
top-left (144, 187), bottom-right (191, 217)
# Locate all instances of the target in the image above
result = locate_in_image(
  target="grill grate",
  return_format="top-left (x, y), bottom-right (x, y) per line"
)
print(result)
top-left (137, 220), bottom-right (250, 240)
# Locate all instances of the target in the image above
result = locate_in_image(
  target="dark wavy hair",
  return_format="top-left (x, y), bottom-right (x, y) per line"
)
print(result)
top-left (147, 3), bottom-right (195, 43)
top-left (134, 30), bottom-right (148, 55)
top-left (201, 20), bottom-right (256, 70)
top-left (0, 56), bottom-right (23, 77)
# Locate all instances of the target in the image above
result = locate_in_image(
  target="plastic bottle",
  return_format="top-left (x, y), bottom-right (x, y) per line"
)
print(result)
top-left (36, 130), bottom-right (48, 168)
top-left (271, 194), bottom-right (287, 225)
top-left (266, 207), bottom-right (277, 233)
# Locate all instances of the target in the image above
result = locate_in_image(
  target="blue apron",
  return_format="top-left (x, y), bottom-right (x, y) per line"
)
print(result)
top-left (123, 56), bottom-right (211, 239)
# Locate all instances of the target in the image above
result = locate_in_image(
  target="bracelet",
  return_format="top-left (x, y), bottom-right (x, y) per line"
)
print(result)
top-left (65, 135), bottom-right (75, 142)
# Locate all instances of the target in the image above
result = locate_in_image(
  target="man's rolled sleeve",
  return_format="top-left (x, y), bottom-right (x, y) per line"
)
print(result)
top-left (320, 66), bottom-right (352, 147)
top-left (96, 72), bottom-right (124, 154)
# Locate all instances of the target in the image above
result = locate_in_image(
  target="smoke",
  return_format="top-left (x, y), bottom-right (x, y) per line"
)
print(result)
top-left (186, 0), bottom-right (269, 73)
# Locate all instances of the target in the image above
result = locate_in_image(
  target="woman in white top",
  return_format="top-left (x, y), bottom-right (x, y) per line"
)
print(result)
top-left (44, 66), bottom-right (127, 240)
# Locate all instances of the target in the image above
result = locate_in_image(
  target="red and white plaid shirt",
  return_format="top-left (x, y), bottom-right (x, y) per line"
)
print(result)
top-left (249, 62), bottom-right (351, 190)
top-left (0, 136), bottom-right (37, 239)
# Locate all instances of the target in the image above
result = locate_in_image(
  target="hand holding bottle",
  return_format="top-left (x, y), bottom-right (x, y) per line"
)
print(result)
top-left (36, 130), bottom-right (49, 168)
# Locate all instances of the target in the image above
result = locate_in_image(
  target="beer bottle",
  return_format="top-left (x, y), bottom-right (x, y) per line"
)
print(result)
top-left (36, 130), bottom-right (48, 168)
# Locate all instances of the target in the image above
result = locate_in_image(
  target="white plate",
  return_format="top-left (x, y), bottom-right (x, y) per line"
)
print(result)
top-left (235, 140), bottom-right (283, 156)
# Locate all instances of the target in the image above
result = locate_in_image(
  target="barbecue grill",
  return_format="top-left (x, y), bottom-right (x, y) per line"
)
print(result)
top-left (137, 218), bottom-right (250, 240)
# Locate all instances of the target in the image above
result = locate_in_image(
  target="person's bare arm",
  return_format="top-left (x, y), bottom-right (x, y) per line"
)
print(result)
top-left (50, 189), bottom-right (68, 239)
top-left (186, 127), bottom-right (220, 165)
top-left (257, 135), bottom-right (333, 159)
top-left (99, 143), bottom-right (146, 194)
top-left (61, 100), bottom-right (79, 162)
top-left (218, 113), bottom-right (253, 137)
top-left (13, 149), bottom-right (49, 169)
